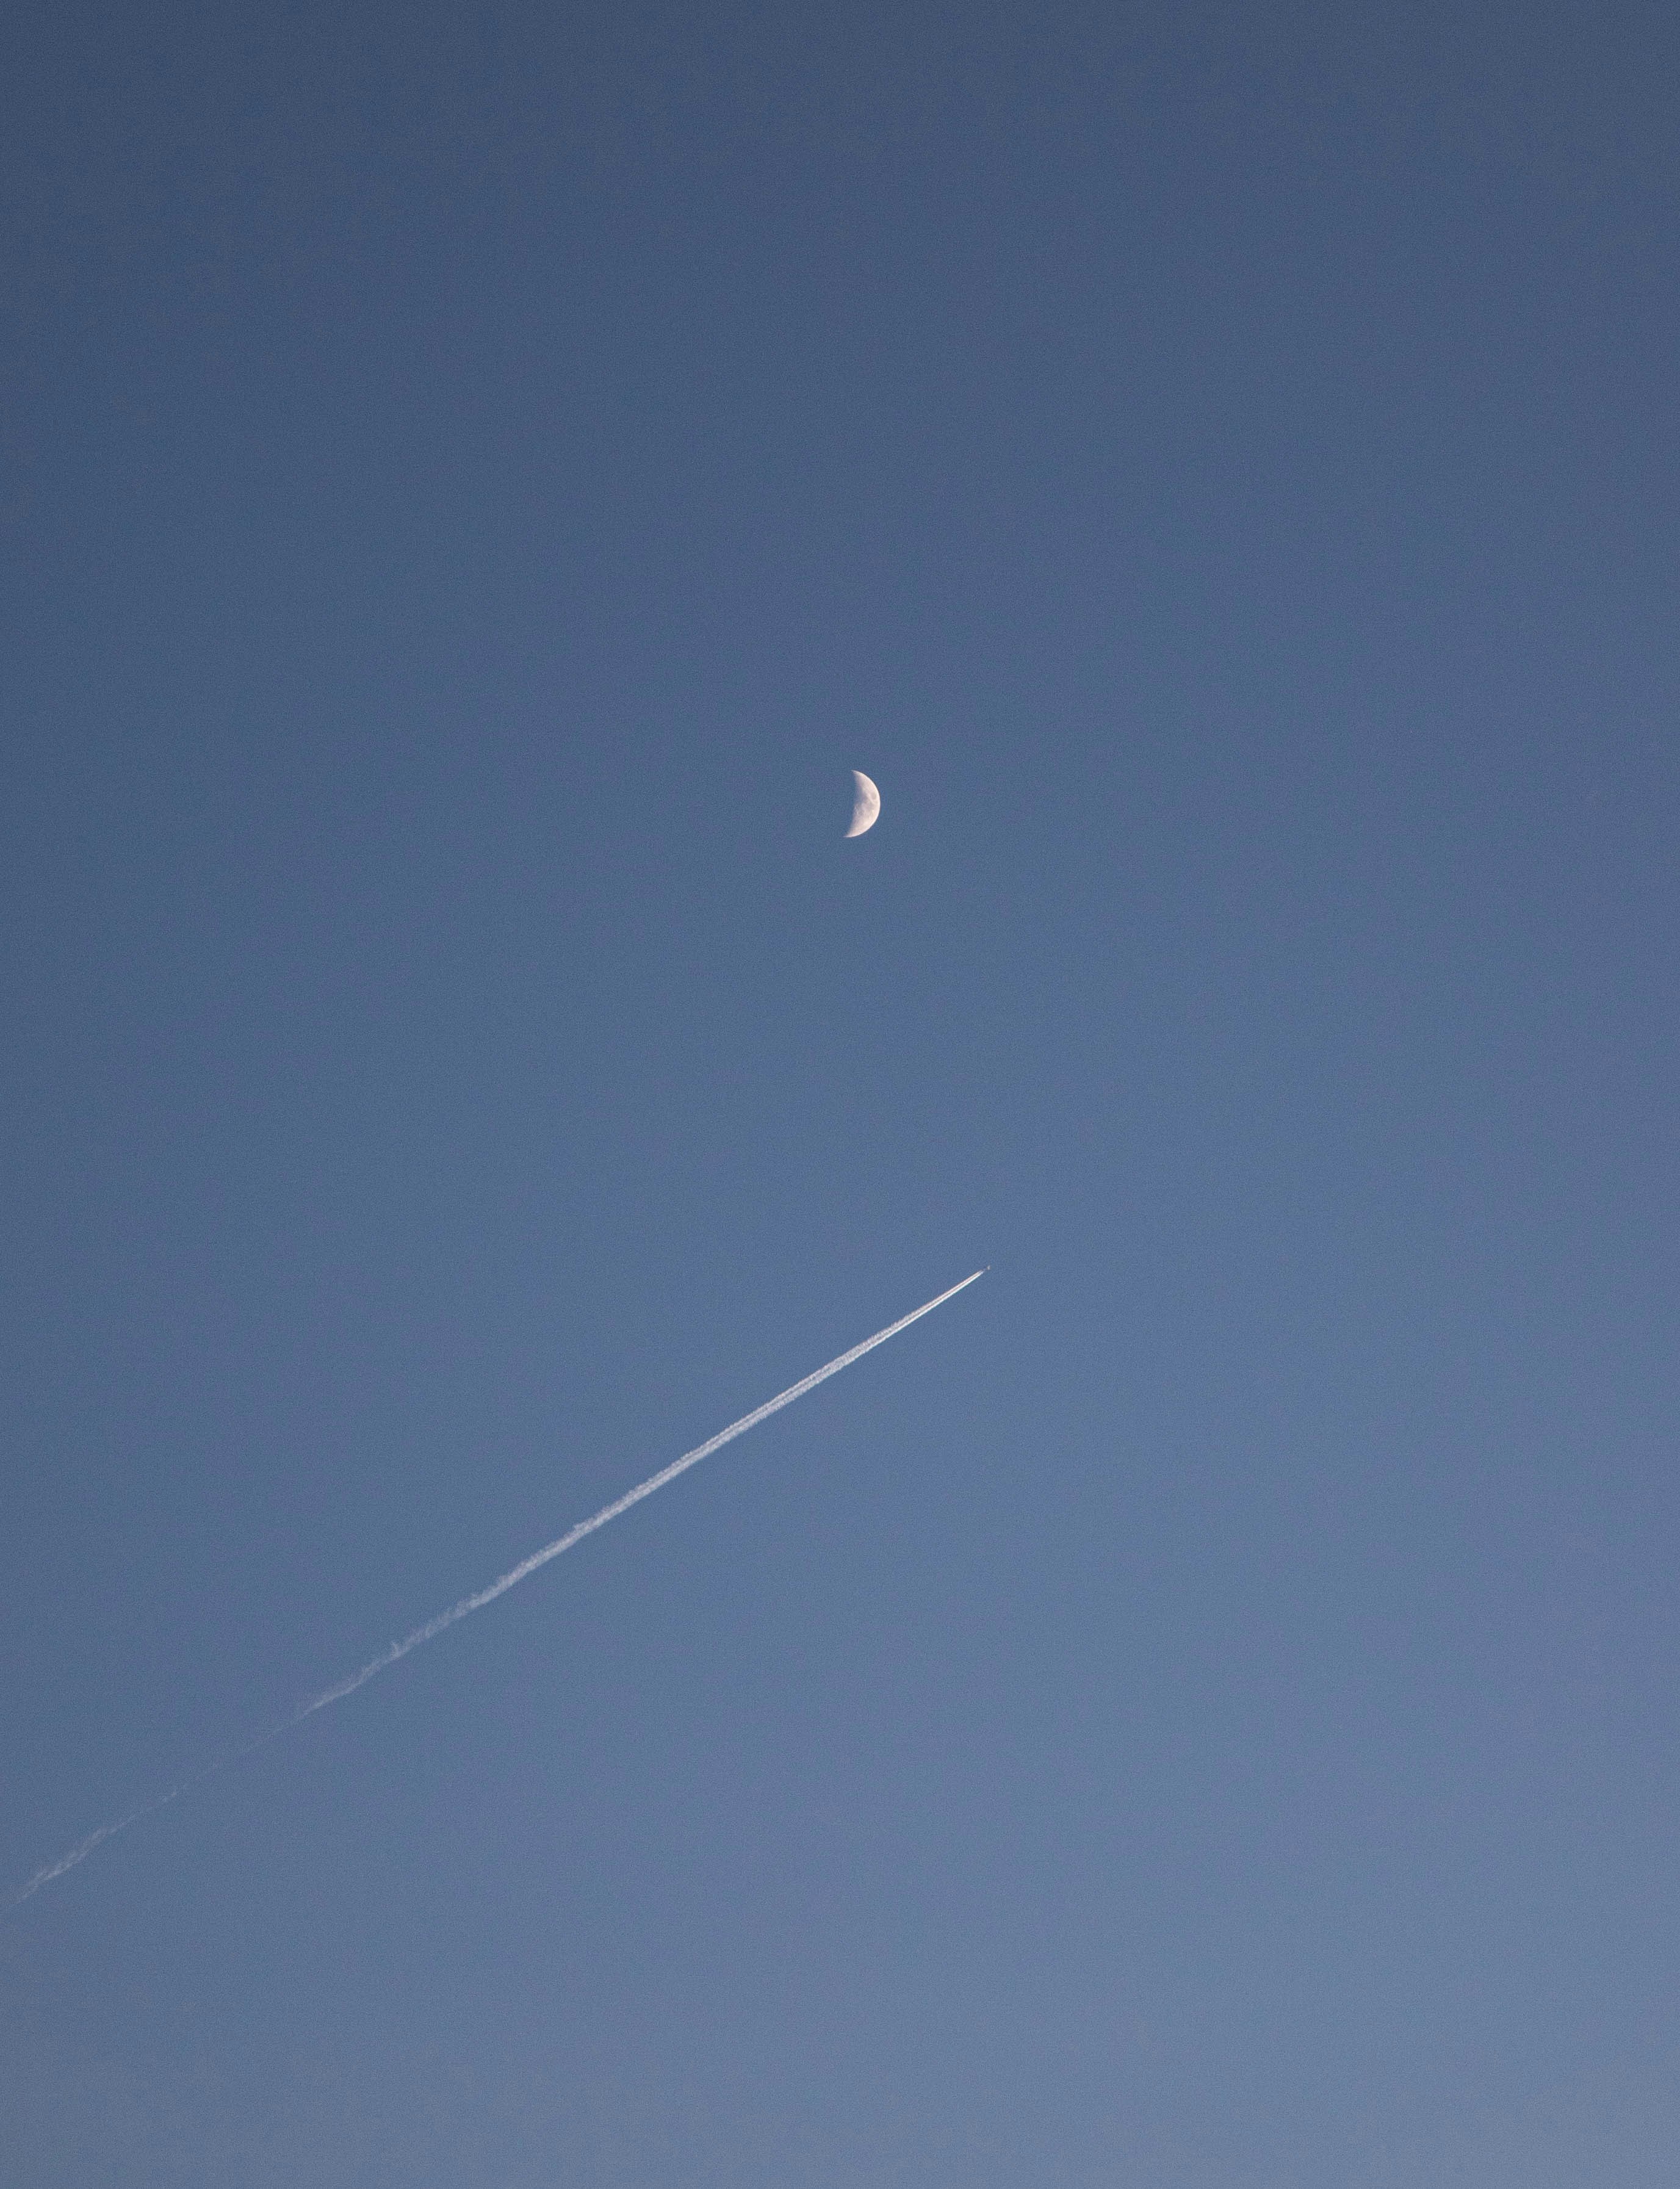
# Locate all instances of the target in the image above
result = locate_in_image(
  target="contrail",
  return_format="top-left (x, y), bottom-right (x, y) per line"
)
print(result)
top-left (10, 1269), bottom-right (986, 1908)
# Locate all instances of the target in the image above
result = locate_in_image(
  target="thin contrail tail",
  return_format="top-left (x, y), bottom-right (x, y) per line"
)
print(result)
top-left (10, 1268), bottom-right (986, 1908)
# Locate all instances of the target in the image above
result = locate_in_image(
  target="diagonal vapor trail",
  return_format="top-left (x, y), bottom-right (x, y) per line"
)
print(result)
top-left (10, 1269), bottom-right (987, 1908)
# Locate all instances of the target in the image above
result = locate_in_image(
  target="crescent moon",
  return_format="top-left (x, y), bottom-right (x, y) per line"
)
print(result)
top-left (845, 770), bottom-right (881, 838)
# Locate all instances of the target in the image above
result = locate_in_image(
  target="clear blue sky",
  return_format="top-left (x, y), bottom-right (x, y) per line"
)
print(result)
top-left (4, 5), bottom-right (1678, 2182)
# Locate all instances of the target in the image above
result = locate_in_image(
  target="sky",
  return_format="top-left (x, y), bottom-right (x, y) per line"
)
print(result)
top-left (2, 3), bottom-right (1678, 2182)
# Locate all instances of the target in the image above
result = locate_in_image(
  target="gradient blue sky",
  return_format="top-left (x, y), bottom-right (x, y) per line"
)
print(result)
top-left (4, 5), bottom-right (1678, 2183)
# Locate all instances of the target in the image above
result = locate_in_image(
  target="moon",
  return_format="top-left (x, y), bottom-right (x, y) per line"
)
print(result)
top-left (845, 770), bottom-right (881, 838)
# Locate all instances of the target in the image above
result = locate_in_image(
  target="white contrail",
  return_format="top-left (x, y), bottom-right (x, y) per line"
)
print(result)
top-left (10, 1269), bottom-right (986, 1907)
